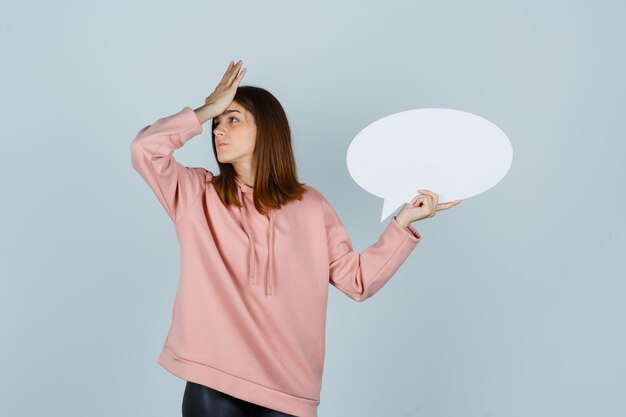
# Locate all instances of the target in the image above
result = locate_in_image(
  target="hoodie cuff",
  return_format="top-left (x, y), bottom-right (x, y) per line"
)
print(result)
top-left (178, 106), bottom-right (203, 136)
top-left (392, 216), bottom-right (421, 240)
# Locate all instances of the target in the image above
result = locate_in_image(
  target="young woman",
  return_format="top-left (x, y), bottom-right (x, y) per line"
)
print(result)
top-left (130, 60), bottom-right (462, 417)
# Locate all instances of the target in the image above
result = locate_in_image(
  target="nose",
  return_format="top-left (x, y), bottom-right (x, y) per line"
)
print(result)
top-left (213, 125), bottom-right (224, 137)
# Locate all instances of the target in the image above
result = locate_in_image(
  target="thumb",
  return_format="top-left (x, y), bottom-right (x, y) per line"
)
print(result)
top-left (411, 195), bottom-right (426, 205)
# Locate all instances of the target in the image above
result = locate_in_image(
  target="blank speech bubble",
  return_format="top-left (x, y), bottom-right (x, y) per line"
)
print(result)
top-left (346, 108), bottom-right (513, 222)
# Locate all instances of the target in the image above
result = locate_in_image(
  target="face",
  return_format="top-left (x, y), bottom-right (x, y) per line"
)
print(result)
top-left (213, 101), bottom-right (257, 167)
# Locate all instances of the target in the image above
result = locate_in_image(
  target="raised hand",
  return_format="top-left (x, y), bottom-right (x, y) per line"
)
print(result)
top-left (204, 60), bottom-right (247, 115)
top-left (396, 189), bottom-right (462, 227)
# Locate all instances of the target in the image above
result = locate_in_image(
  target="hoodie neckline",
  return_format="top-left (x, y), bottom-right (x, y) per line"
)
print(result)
top-left (235, 176), bottom-right (253, 193)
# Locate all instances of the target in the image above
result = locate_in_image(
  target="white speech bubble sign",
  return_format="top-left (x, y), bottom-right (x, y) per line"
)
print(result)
top-left (347, 108), bottom-right (513, 222)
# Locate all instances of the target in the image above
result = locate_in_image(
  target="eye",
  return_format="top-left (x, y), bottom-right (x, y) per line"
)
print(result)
top-left (214, 116), bottom-right (239, 127)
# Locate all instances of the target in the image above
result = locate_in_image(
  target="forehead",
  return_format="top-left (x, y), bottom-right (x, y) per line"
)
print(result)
top-left (216, 105), bottom-right (244, 119)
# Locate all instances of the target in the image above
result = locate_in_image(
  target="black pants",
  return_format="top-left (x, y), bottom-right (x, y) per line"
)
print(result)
top-left (182, 381), bottom-right (298, 417)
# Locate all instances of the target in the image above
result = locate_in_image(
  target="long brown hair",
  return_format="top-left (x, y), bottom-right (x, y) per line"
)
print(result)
top-left (209, 85), bottom-right (307, 216)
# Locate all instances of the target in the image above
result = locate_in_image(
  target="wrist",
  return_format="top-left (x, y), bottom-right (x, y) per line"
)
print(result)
top-left (394, 214), bottom-right (409, 229)
top-left (193, 104), bottom-right (219, 125)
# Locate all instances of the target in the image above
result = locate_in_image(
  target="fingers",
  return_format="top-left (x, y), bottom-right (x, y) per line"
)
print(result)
top-left (412, 187), bottom-right (463, 215)
top-left (416, 189), bottom-right (437, 216)
top-left (225, 60), bottom-right (244, 86)
top-left (220, 60), bottom-right (235, 83)
top-left (436, 199), bottom-right (463, 211)
top-left (411, 194), bottom-right (429, 205)
top-left (411, 195), bottom-right (434, 217)
top-left (419, 189), bottom-right (438, 206)
top-left (417, 189), bottom-right (436, 199)
top-left (218, 60), bottom-right (241, 86)
top-left (235, 66), bottom-right (247, 84)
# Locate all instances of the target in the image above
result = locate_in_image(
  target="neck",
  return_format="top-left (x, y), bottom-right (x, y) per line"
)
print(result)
top-left (233, 160), bottom-right (255, 187)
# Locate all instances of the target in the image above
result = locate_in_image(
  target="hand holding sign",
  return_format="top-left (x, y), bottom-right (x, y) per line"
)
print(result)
top-left (394, 189), bottom-right (463, 228)
top-left (346, 108), bottom-right (513, 222)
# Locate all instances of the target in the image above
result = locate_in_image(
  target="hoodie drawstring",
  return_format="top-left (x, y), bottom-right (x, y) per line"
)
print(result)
top-left (237, 184), bottom-right (275, 296)
top-left (268, 210), bottom-right (274, 296)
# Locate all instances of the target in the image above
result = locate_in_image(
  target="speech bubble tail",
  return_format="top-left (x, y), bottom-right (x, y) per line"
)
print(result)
top-left (381, 196), bottom-right (406, 223)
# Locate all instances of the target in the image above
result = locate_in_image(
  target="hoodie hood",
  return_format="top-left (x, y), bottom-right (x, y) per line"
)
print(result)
top-left (235, 176), bottom-right (276, 296)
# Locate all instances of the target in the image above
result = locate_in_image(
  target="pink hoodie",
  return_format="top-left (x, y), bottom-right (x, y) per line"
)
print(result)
top-left (130, 106), bottom-right (422, 417)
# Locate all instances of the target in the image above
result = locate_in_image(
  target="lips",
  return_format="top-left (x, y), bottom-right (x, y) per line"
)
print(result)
top-left (217, 142), bottom-right (229, 147)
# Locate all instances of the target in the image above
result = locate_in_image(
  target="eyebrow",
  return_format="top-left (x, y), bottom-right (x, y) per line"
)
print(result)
top-left (214, 109), bottom-right (242, 122)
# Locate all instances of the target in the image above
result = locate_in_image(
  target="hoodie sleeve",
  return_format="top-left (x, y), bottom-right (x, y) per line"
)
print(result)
top-left (323, 198), bottom-right (422, 302)
top-left (130, 106), bottom-right (207, 224)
